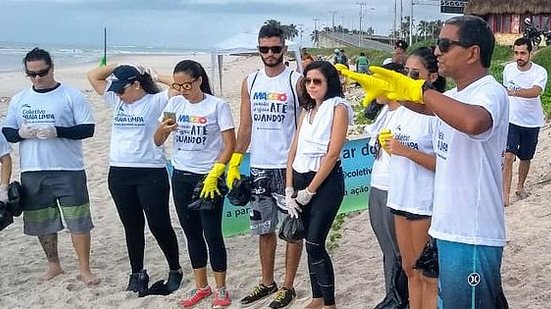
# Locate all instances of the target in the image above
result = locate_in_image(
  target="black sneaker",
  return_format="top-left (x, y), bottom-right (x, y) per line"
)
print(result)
top-left (126, 269), bottom-right (149, 294)
top-left (239, 282), bottom-right (278, 307)
top-left (268, 287), bottom-right (296, 309)
top-left (166, 268), bottom-right (183, 292)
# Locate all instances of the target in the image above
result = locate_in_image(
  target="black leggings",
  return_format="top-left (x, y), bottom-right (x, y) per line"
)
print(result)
top-left (293, 164), bottom-right (344, 306)
top-left (108, 167), bottom-right (180, 273)
top-left (172, 169), bottom-right (227, 272)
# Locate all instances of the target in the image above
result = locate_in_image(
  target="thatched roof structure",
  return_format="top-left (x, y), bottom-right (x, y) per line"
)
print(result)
top-left (465, 0), bottom-right (551, 15)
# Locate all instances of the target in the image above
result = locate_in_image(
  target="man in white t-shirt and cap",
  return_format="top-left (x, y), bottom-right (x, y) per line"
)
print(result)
top-left (502, 37), bottom-right (548, 206)
top-left (226, 24), bottom-right (303, 308)
top-left (2, 48), bottom-right (98, 285)
top-left (359, 15), bottom-right (509, 307)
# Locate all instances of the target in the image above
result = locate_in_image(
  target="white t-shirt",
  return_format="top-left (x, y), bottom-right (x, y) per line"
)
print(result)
top-left (368, 106), bottom-right (402, 191)
top-left (387, 107), bottom-right (436, 216)
top-left (104, 89), bottom-right (168, 168)
top-left (429, 75), bottom-right (509, 247)
top-left (163, 94), bottom-right (234, 174)
top-left (503, 62), bottom-right (548, 127)
top-left (4, 84), bottom-right (95, 172)
top-left (0, 133), bottom-right (11, 157)
top-left (292, 97), bottom-right (353, 173)
top-left (247, 67), bottom-right (302, 168)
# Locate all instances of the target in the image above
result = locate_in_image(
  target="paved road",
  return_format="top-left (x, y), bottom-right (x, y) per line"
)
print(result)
top-left (321, 32), bottom-right (393, 52)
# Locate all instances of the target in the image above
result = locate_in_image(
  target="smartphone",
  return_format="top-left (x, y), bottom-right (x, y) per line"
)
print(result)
top-left (163, 112), bottom-right (177, 124)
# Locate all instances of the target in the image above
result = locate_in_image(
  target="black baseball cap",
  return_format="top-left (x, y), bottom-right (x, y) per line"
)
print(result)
top-left (107, 65), bottom-right (140, 93)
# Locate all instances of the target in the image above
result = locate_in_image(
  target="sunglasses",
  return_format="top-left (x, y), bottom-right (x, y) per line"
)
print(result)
top-left (171, 78), bottom-right (197, 92)
top-left (437, 38), bottom-right (476, 53)
top-left (258, 46), bottom-right (284, 54)
top-left (304, 77), bottom-right (325, 86)
top-left (26, 67), bottom-right (50, 78)
top-left (404, 68), bottom-right (420, 80)
top-left (115, 83), bottom-right (132, 95)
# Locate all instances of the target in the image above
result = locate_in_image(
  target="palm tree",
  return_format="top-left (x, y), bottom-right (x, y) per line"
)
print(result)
top-left (283, 23), bottom-right (299, 40)
top-left (264, 20), bottom-right (298, 40)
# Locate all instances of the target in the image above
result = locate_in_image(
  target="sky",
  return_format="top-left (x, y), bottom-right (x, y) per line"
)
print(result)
top-left (0, 0), bottom-right (456, 50)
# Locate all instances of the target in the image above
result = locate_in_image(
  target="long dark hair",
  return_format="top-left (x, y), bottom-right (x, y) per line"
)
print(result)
top-left (300, 61), bottom-right (343, 111)
top-left (173, 60), bottom-right (213, 95)
top-left (138, 73), bottom-right (161, 94)
top-left (409, 47), bottom-right (446, 93)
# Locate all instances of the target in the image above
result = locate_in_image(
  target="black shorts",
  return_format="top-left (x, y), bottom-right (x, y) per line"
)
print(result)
top-left (506, 123), bottom-right (540, 160)
top-left (390, 208), bottom-right (431, 221)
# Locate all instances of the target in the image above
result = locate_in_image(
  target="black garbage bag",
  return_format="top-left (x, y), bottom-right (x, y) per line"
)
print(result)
top-left (0, 201), bottom-right (14, 231)
top-left (414, 237), bottom-right (439, 278)
top-left (138, 280), bottom-right (172, 297)
top-left (278, 216), bottom-right (305, 243)
top-left (227, 175), bottom-right (251, 206)
top-left (188, 176), bottom-right (228, 211)
top-left (364, 99), bottom-right (384, 121)
top-left (7, 181), bottom-right (22, 217)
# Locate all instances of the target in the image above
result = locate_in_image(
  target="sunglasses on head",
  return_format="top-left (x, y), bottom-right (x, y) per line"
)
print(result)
top-left (437, 38), bottom-right (476, 53)
top-left (304, 77), bottom-right (325, 86)
top-left (26, 67), bottom-right (50, 78)
top-left (171, 78), bottom-right (197, 92)
top-left (258, 45), bottom-right (284, 54)
top-left (115, 83), bottom-right (132, 95)
top-left (404, 68), bottom-right (420, 80)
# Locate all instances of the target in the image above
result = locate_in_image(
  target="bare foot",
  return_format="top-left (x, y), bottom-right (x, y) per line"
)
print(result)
top-left (304, 298), bottom-right (324, 309)
top-left (515, 189), bottom-right (529, 200)
top-left (39, 264), bottom-right (64, 282)
top-left (77, 271), bottom-right (100, 286)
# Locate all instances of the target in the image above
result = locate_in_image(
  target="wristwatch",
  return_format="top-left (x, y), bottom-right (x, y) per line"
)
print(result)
top-left (422, 81), bottom-right (437, 94)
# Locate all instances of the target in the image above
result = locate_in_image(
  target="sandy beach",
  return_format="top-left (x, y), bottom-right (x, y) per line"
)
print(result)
top-left (1, 53), bottom-right (551, 309)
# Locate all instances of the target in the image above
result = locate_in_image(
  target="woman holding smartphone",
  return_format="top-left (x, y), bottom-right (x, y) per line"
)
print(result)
top-left (154, 60), bottom-right (235, 308)
top-left (87, 64), bottom-right (182, 293)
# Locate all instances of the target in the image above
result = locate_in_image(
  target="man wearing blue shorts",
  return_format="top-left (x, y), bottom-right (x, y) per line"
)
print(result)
top-left (366, 15), bottom-right (509, 308)
top-left (502, 37), bottom-right (548, 206)
top-left (2, 48), bottom-right (98, 285)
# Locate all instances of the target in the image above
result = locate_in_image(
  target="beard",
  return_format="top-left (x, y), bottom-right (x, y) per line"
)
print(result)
top-left (261, 53), bottom-right (284, 68)
top-left (517, 59), bottom-right (528, 68)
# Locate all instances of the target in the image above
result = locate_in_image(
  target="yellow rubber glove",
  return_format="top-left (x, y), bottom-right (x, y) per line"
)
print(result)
top-left (200, 162), bottom-right (226, 199)
top-left (378, 129), bottom-right (393, 155)
top-left (225, 153), bottom-right (243, 190)
top-left (370, 66), bottom-right (426, 104)
top-left (334, 64), bottom-right (393, 107)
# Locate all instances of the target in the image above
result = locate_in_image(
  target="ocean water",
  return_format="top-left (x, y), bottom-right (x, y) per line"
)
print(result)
top-left (0, 42), bottom-right (204, 73)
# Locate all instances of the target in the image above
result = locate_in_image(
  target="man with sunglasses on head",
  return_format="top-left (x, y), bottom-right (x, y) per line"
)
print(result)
top-left (2, 47), bottom-right (98, 285)
top-left (226, 24), bottom-right (303, 308)
top-left (360, 15), bottom-right (509, 307)
top-left (502, 37), bottom-right (548, 207)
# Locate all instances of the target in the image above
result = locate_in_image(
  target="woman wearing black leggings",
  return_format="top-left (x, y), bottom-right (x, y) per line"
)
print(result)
top-left (286, 61), bottom-right (353, 308)
top-left (88, 64), bottom-right (182, 293)
top-left (154, 60), bottom-right (235, 308)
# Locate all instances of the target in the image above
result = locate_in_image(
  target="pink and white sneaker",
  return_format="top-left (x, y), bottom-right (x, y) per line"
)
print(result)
top-left (179, 286), bottom-right (212, 308)
top-left (212, 287), bottom-right (231, 308)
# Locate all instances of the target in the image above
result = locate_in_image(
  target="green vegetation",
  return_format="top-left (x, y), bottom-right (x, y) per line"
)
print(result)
top-left (532, 47), bottom-right (551, 116)
top-left (327, 213), bottom-right (346, 253)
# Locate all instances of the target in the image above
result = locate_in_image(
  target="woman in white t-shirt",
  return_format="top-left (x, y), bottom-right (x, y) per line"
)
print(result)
top-left (381, 47), bottom-right (446, 309)
top-left (286, 61), bottom-right (353, 309)
top-left (364, 62), bottom-right (410, 308)
top-left (153, 60), bottom-right (235, 308)
top-left (88, 64), bottom-right (182, 294)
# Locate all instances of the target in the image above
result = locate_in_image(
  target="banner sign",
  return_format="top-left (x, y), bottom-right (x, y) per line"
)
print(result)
top-left (169, 137), bottom-right (376, 236)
